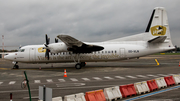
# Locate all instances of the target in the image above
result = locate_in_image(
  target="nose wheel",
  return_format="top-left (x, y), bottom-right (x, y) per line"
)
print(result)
top-left (13, 65), bottom-right (19, 69)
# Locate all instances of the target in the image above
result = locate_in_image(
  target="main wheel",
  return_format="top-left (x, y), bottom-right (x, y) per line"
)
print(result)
top-left (81, 62), bottom-right (86, 67)
top-left (75, 63), bottom-right (82, 69)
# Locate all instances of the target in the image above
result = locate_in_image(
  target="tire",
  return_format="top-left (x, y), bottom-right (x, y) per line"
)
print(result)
top-left (13, 65), bottom-right (19, 69)
top-left (75, 63), bottom-right (82, 69)
top-left (16, 65), bottom-right (19, 69)
top-left (13, 65), bottom-right (16, 69)
top-left (81, 62), bottom-right (86, 67)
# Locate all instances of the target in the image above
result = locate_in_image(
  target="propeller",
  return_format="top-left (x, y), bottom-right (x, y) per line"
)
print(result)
top-left (55, 38), bottom-right (58, 43)
top-left (44, 34), bottom-right (50, 60)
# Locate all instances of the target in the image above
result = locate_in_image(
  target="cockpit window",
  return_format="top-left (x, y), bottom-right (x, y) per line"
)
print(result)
top-left (18, 49), bottom-right (25, 52)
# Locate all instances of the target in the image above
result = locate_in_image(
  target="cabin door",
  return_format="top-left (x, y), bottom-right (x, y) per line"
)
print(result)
top-left (119, 48), bottom-right (125, 58)
top-left (29, 48), bottom-right (36, 61)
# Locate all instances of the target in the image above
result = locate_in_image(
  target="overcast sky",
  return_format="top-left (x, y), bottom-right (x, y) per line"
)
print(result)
top-left (0, 0), bottom-right (180, 50)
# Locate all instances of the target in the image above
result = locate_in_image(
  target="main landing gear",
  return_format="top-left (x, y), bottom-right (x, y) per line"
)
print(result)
top-left (75, 62), bottom-right (86, 69)
top-left (71, 53), bottom-right (86, 69)
top-left (12, 61), bottom-right (19, 69)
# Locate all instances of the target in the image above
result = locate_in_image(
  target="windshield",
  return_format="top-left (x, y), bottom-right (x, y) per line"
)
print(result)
top-left (18, 49), bottom-right (25, 52)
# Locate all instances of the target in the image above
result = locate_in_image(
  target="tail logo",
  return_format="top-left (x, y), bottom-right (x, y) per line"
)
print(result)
top-left (151, 25), bottom-right (166, 36)
top-left (38, 47), bottom-right (46, 53)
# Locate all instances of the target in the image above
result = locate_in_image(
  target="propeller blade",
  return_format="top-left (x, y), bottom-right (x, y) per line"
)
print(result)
top-left (45, 34), bottom-right (49, 45)
top-left (48, 38), bottom-right (50, 44)
top-left (45, 34), bottom-right (50, 60)
top-left (45, 49), bottom-right (50, 60)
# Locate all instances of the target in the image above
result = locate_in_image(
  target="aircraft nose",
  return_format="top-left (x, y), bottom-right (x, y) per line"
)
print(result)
top-left (4, 53), bottom-right (15, 60)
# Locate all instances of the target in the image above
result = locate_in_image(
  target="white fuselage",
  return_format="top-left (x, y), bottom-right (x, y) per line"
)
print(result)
top-left (5, 41), bottom-right (173, 64)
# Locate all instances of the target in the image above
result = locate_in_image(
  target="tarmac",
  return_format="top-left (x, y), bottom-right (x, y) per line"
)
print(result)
top-left (0, 55), bottom-right (180, 101)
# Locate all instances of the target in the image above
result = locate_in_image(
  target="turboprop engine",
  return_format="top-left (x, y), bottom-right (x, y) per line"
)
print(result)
top-left (46, 43), bottom-right (69, 53)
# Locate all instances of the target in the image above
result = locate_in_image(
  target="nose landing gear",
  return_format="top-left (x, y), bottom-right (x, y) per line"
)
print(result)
top-left (12, 61), bottom-right (19, 69)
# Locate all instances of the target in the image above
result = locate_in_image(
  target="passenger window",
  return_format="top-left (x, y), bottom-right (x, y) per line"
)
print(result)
top-left (108, 51), bottom-right (110, 53)
top-left (115, 51), bottom-right (117, 53)
top-left (102, 51), bottom-right (103, 54)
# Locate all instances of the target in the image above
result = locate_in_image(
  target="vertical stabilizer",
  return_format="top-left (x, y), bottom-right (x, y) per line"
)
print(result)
top-left (145, 7), bottom-right (171, 39)
top-left (146, 7), bottom-right (174, 50)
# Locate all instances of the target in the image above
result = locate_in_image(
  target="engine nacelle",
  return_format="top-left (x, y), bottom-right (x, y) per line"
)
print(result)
top-left (48, 43), bottom-right (69, 53)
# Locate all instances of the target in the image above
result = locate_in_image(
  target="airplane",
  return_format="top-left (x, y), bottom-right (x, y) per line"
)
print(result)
top-left (4, 7), bottom-right (175, 69)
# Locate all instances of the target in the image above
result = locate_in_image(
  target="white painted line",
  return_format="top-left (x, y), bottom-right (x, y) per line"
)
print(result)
top-left (46, 79), bottom-right (53, 83)
top-left (147, 75), bottom-right (158, 77)
top-left (23, 96), bottom-right (39, 99)
top-left (157, 74), bottom-right (168, 77)
top-left (126, 76), bottom-right (137, 79)
top-left (0, 82), bottom-right (3, 85)
top-left (70, 78), bottom-right (78, 81)
top-left (115, 76), bottom-right (125, 79)
top-left (81, 78), bottom-right (90, 81)
top-left (136, 75), bottom-right (147, 78)
top-left (58, 79), bottom-right (65, 82)
top-left (104, 77), bottom-right (114, 79)
top-left (168, 74), bottom-right (176, 76)
top-left (93, 77), bottom-right (102, 80)
top-left (34, 80), bottom-right (41, 83)
top-left (9, 81), bottom-right (16, 85)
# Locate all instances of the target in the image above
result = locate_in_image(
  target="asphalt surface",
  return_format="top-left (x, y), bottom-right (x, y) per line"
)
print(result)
top-left (0, 55), bottom-right (180, 101)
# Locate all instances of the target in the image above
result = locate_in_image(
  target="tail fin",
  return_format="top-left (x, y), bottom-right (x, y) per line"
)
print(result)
top-left (146, 7), bottom-right (171, 39)
top-left (146, 7), bottom-right (174, 49)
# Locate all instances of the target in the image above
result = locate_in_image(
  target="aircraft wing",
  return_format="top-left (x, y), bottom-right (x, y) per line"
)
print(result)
top-left (57, 35), bottom-right (83, 47)
top-left (57, 35), bottom-right (104, 53)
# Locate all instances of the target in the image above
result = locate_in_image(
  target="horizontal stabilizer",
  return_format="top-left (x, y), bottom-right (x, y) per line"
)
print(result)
top-left (148, 36), bottom-right (167, 43)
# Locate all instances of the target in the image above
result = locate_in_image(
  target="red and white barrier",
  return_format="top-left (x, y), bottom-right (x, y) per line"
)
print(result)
top-left (64, 93), bottom-right (85, 101)
top-left (134, 81), bottom-right (150, 94)
top-left (164, 76), bottom-right (175, 86)
top-left (147, 79), bottom-right (158, 91)
top-left (172, 75), bottom-right (180, 84)
top-left (85, 89), bottom-right (106, 101)
top-left (104, 86), bottom-right (122, 101)
top-left (155, 77), bottom-right (167, 89)
top-left (38, 73), bottom-right (180, 101)
top-left (119, 84), bottom-right (137, 98)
